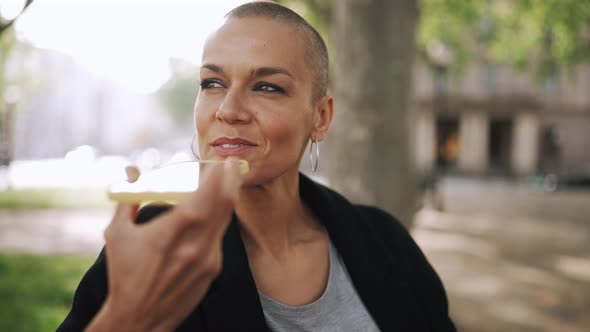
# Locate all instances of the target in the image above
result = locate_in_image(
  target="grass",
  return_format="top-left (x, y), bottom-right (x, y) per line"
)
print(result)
top-left (0, 188), bottom-right (113, 209)
top-left (0, 253), bottom-right (95, 332)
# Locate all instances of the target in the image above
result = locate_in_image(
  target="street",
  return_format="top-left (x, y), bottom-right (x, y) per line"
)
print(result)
top-left (1, 183), bottom-right (589, 331)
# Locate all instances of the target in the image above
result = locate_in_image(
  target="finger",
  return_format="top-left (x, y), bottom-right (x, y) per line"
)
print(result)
top-left (155, 158), bottom-right (242, 234)
top-left (108, 165), bottom-right (141, 233)
top-left (185, 156), bottom-right (241, 217)
top-left (221, 157), bottom-right (242, 202)
top-left (122, 165), bottom-right (142, 221)
top-left (125, 165), bottom-right (141, 183)
top-left (105, 204), bottom-right (137, 241)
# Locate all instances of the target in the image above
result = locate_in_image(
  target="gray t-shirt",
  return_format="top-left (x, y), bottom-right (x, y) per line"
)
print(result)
top-left (258, 240), bottom-right (381, 332)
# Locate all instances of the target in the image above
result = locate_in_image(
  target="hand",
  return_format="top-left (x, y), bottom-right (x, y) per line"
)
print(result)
top-left (87, 158), bottom-right (242, 332)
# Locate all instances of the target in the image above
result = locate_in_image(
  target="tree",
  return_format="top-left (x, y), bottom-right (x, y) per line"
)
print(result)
top-left (329, 0), bottom-right (419, 227)
top-left (418, 0), bottom-right (590, 80)
top-left (279, 0), bottom-right (590, 229)
top-left (281, 0), bottom-right (420, 228)
top-left (0, 0), bottom-right (34, 36)
top-left (156, 58), bottom-right (200, 130)
top-left (0, 0), bottom-right (35, 165)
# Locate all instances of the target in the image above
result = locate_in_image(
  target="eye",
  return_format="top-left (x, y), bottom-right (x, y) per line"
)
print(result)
top-left (200, 79), bottom-right (225, 89)
top-left (254, 82), bottom-right (285, 94)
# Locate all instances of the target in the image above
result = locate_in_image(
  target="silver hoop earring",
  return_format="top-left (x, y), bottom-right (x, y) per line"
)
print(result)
top-left (190, 134), bottom-right (201, 160)
top-left (309, 139), bottom-right (319, 172)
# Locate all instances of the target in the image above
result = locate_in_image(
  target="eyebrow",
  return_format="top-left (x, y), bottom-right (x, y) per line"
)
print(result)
top-left (201, 63), bottom-right (224, 74)
top-left (252, 67), bottom-right (295, 80)
top-left (201, 63), bottom-right (295, 80)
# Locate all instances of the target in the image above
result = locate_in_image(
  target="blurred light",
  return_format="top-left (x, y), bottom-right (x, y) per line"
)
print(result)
top-left (554, 256), bottom-right (590, 282)
top-left (427, 40), bottom-right (454, 67)
top-left (3, 86), bottom-right (21, 104)
top-left (14, 0), bottom-right (247, 94)
top-left (64, 145), bottom-right (97, 164)
top-left (134, 147), bottom-right (161, 172)
top-left (8, 151), bottom-right (130, 189)
top-left (0, 0), bottom-right (26, 21)
top-left (167, 150), bottom-right (194, 165)
top-left (109, 161), bottom-right (200, 194)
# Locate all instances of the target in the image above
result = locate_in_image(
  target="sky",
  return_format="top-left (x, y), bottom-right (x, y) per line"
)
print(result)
top-left (6, 0), bottom-right (247, 93)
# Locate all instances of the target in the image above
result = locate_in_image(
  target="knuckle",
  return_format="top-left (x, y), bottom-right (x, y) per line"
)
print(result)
top-left (103, 224), bottom-right (116, 242)
top-left (202, 250), bottom-right (223, 278)
top-left (174, 204), bottom-right (208, 224)
top-left (174, 244), bottom-right (201, 265)
top-left (173, 244), bottom-right (221, 278)
top-left (103, 227), bottom-right (111, 241)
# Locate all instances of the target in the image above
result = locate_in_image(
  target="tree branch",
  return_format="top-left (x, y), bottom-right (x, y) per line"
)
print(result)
top-left (0, 0), bottom-right (34, 37)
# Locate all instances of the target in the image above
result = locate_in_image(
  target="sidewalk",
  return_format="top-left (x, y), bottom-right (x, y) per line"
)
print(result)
top-left (1, 207), bottom-right (589, 331)
top-left (0, 209), bottom-right (110, 255)
top-left (413, 208), bottom-right (590, 332)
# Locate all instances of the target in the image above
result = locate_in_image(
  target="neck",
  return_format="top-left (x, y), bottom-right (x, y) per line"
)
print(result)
top-left (235, 172), bottom-right (321, 257)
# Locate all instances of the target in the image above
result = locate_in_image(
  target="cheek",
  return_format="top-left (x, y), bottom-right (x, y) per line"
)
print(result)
top-left (263, 112), bottom-right (309, 154)
top-left (194, 106), bottom-right (206, 132)
top-left (194, 99), bottom-right (213, 149)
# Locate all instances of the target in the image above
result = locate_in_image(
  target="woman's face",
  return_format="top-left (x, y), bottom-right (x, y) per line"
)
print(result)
top-left (195, 17), bottom-right (331, 185)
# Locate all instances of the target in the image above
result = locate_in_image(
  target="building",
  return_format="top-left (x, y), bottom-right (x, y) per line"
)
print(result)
top-left (413, 62), bottom-right (590, 177)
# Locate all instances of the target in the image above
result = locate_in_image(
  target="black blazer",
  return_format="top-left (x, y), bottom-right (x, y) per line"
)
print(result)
top-left (58, 174), bottom-right (456, 331)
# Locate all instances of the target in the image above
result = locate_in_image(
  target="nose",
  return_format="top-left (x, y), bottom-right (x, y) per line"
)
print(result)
top-left (215, 89), bottom-right (252, 124)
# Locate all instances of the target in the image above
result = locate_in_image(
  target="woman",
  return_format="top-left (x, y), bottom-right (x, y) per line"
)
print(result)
top-left (59, 2), bottom-right (456, 331)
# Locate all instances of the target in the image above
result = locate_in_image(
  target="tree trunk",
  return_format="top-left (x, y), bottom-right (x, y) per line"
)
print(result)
top-left (330, 0), bottom-right (419, 228)
top-left (0, 105), bottom-right (15, 165)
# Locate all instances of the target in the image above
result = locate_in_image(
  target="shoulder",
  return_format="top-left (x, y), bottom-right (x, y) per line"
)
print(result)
top-left (352, 204), bottom-right (413, 254)
top-left (353, 204), bottom-right (406, 234)
top-left (353, 203), bottom-right (435, 275)
top-left (353, 205), bottom-right (455, 330)
top-left (57, 249), bottom-right (108, 331)
top-left (301, 176), bottom-right (415, 257)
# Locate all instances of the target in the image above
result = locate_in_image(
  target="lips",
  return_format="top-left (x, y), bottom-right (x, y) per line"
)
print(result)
top-left (210, 137), bottom-right (257, 156)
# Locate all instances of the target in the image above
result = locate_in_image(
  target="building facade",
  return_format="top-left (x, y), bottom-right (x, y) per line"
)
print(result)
top-left (413, 62), bottom-right (590, 177)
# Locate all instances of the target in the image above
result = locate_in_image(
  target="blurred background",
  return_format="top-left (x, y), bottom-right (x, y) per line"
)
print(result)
top-left (0, 0), bottom-right (589, 331)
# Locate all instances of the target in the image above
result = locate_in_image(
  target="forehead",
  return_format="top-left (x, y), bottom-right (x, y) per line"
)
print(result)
top-left (202, 17), bottom-right (308, 78)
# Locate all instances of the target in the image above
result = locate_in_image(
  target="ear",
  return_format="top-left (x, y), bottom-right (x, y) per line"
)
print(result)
top-left (310, 95), bottom-right (334, 142)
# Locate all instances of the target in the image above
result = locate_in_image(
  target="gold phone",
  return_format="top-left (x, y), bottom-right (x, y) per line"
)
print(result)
top-left (107, 160), bottom-right (249, 204)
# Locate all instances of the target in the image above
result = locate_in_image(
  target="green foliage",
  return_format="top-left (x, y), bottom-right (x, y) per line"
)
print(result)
top-left (278, 0), bottom-right (331, 35)
top-left (156, 58), bottom-right (200, 128)
top-left (0, 0), bottom-right (38, 99)
top-left (282, 0), bottom-right (590, 80)
top-left (418, 0), bottom-right (590, 78)
top-left (418, 0), bottom-right (485, 76)
top-left (0, 188), bottom-right (112, 209)
top-left (0, 253), bottom-right (94, 332)
top-left (275, 0), bottom-right (333, 61)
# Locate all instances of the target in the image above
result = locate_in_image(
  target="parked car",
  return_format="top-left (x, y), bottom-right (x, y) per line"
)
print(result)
top-left (543, 170), bottom-right (590, 191)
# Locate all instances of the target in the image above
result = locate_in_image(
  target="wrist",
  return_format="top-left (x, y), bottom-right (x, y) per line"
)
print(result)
top-left (86, 297), bottom-right (175, 332)
top-left (85, 297), bottom-right (141, 332)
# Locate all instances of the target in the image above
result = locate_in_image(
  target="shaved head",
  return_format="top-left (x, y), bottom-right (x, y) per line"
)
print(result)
top-left (226, 1), bottom-right (329, 102)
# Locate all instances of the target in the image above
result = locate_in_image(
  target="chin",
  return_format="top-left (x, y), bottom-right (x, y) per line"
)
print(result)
top-left (243, 164), bottom-right (301, 188)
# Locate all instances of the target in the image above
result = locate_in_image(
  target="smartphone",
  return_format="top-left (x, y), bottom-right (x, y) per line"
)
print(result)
top-left (108, 160), bottom-right (249, 204)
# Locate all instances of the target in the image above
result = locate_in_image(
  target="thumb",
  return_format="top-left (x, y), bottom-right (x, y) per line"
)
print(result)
top-left (171, 157), bottom-right (242, 227)
top-left (123, 165), bottom-right (141, 222)
top-left (220, 157), bottom-right (243, 202)
top-left (105, 204), bottom-right (138, 242)
top-left (199, 157), bottom-right (242, 206)
top-left (105, 166), bottom-right (141, 239)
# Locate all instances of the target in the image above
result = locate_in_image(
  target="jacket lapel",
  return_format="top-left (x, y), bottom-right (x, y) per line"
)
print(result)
top-left (299, 174), bottom-right (426, 331)
top-left (200, 216), bottom-right (268, 331)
